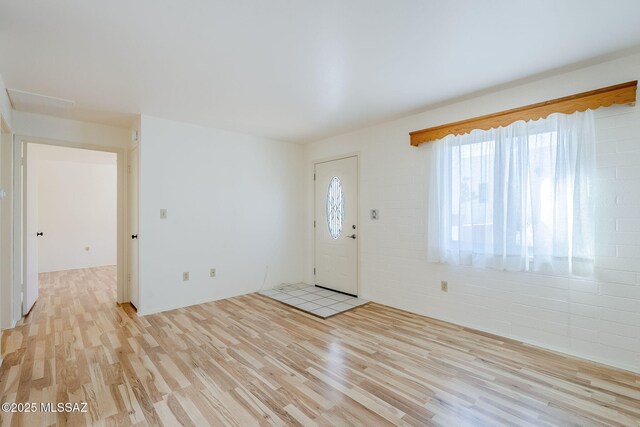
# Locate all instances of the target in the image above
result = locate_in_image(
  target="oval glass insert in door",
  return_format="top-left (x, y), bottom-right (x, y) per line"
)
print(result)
top-left (326, 176), bottom-right (344, 239)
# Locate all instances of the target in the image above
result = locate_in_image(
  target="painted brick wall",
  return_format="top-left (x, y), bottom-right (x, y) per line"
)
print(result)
top-left (303, 53), bottom-right (640, 373)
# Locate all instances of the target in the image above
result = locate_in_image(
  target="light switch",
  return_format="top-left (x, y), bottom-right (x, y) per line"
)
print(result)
top-left (160, 209), bottom-right (167, 219)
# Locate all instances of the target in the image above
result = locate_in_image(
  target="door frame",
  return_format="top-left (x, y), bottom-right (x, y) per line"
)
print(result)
top-left (127, 145), bottom-right (139, 309)
top-left (313, 152), bottom-right (360, 296)
top-left (0, 116), bottom-right (14, 330)
top-left (22, 143), bottom-right (39, 314)
top-left (13, 135), bottom-right (128, 310)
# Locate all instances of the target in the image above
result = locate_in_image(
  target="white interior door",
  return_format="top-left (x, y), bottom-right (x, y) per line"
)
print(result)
top-left (23, 143), bottom-right (39, 314)
top-left (128, 146), bottom-right (139, 309)
top-left (314, 156), bottom-right (358, 295)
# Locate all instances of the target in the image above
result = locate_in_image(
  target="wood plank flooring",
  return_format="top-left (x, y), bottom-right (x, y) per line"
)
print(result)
top-left (1, 267), bottom-right (639, 426)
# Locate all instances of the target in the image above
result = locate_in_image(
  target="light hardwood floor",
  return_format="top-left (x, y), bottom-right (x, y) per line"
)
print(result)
top-left (1, 267), bottom-right (639, 426)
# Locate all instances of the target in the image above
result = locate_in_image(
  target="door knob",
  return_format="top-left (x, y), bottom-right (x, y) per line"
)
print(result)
top-left (345, 234), bottom-right (356, 239)
top-left (131, 234), bottom-right (138, 239)
top-left (36, 232), bottom-right (43, 237)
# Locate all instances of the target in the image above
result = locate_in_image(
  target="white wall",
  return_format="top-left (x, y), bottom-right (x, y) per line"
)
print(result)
top-left (137, 116), bottom-right (305, 314)
top-left (304, 53), bottom-right (640, 373)
top-left (34, 145), bottom-right (117, 272)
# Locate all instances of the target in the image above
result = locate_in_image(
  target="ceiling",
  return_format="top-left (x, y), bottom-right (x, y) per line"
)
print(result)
top-left (2, 1), bottom-right (640, 143)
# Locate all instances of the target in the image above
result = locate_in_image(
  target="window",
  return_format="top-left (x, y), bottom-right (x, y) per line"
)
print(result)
top-left (428, 110), bottom-right (596, 276)
top-left (326, 176), bottom-right (344, 239)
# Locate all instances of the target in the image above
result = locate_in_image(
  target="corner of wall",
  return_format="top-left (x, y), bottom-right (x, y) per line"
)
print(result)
top-left (135, 116), bottom-right (307, 313)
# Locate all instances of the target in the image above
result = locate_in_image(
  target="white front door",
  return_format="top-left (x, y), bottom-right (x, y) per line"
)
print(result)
top-left (314, 156), bottom-right (358, 295)
top-left (23, 143), bottom-right (39, 314)
top-left (128, 147), bottom-right (139, 309)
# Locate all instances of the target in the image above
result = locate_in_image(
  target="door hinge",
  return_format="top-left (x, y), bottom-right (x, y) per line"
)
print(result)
top-left (127, 273), bottom-right (131, 283)
top-left (313, 220), bottom-right (316, 228)
top-left (313, 268), bottom-right (316, 275)
top-left (128, 165), bottom-right (131, 173)
top-left (313, 173), bottom-right (316, 181)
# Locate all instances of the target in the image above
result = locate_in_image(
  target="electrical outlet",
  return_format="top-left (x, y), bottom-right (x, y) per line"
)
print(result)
top-left (210, 268), bottom-right (216, 278)
top-left (160, 209), bottom-right (167, 219)
top-left (183, 272), bottom-right (189, 281)
top-left (441, 280), bottom-right (448, 292)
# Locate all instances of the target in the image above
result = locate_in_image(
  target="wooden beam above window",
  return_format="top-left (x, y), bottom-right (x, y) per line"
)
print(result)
top-left (410, 80), bottom-right (638, 147)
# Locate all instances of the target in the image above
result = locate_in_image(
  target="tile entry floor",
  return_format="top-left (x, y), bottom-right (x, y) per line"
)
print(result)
top-left (258, 283), bottom-right (368, 318)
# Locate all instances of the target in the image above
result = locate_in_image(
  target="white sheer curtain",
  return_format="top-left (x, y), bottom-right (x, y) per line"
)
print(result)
top-left (428, 109), bottom-right (596, 276)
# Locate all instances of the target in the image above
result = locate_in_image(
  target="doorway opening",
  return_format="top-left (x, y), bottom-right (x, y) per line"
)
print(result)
top-left (19, 139), bottom-right (125, 318)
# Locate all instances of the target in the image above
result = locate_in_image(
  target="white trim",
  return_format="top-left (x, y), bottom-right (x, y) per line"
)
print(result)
top-left (127, 145), bottom-right (139, 310)
top-left (0, 116), bottom-right (14, 332)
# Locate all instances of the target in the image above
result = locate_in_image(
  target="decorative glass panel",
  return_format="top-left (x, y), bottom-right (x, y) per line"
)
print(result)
top-left (326, 176), bottom-right (344, 239)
